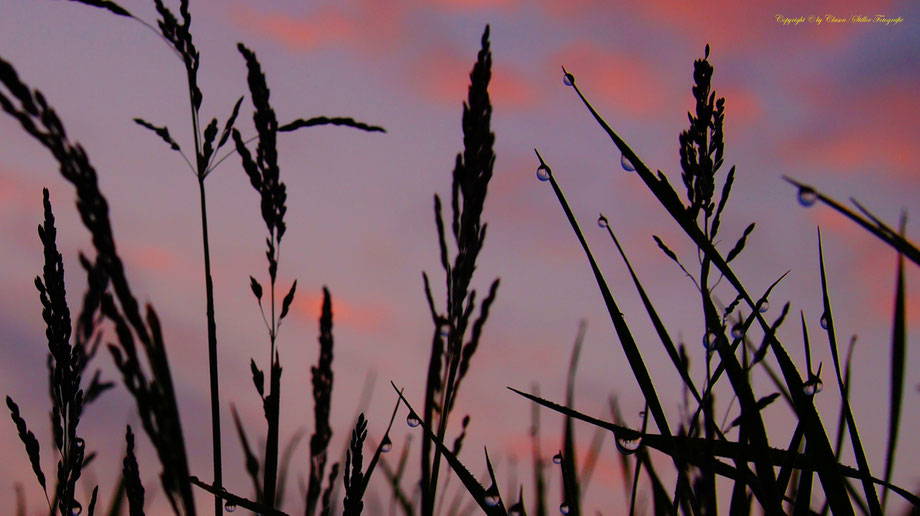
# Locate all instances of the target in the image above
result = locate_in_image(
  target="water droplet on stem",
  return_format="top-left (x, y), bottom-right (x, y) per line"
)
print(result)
top-left (407, 412), bottom-right (421, 428)
top-left (798, 187), bottom-right (818, 207)
top-left (615, 433), bottom-right (642, 455)
top-left (536, 165), bottom-right (550, 182)
top-left (803, 378), bottom-right (823, 396)
top-left (620, 153), bottom-right (636, 172)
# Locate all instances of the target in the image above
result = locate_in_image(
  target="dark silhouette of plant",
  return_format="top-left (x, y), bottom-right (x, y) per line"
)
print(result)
top-left (418, 24), bottom-right (501, 516)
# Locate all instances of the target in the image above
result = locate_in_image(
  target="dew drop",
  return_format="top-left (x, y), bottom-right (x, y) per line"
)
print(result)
top-left (803, 378), bottom-right (824, 397)
top-left (560, 502), bottom-right (571, 514)
top-left (819, 313), bottom-right (828, 330)
top-left (615, 433), bottom-right (642, 455)
top-left (225, 502), bottom-right (237, 513)
top-left (797, 187), bottom-right (818, 207)
top-left (407, 412), bottom-right (421, 428)
top-left (620, 153), bottom-right (636, 172)
top-left (552, 451), bottom-right (563, 464)
top-left (758, 300), bottom-right (770, 313)
top-left (731, 324), bottom-right (744, 339)
top-left (563, 73), bottom-right (574, 87)
top-left (508, 501), bottom-right (525, 514)
top-left (381, 435), bottom-right (393, 453)
top-left (703, 332), bottom-right (721, 351)
top-left (536, 164), bottom-right (551, 182)
top-left (484, 483), bottom-right (500, 507)
top-left (597, 215), bottom-right (608, 229)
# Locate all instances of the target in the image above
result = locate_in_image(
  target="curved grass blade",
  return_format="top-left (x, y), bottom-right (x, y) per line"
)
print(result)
top-left (279, 116), bottom-right (385, 133)
top-left (818, 231), bottom-right (882, 514)
top-left (784, 177), bottom-right (920, 267)
top-left (391, 383), bottom-right (505, 516)
top-left (189, 476), bottom-right (287, 516)
top-left (67, 0), bottom-right (132, 17)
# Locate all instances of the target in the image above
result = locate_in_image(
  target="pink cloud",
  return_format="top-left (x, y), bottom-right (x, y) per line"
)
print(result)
top-left (293, 290), bottom-right (390, 333)
top-left (123, 244), bottom-right (178, 273)
top-left (411, 49), bottom-right (537, 110)
top-left (423, 0), bottom-right (521, 10)
top-left (539, 0), bottom-right (899, 53)
top-left (784, 83), bottom-right (920, 181)
top-left (551, 41), bottom-right (672, 117)
top-left (226, 2), bottom-right (405, 55)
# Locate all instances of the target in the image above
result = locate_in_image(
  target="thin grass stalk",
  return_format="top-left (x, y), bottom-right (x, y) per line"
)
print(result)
top-left (817, 232), bottom-right (882, 514)
top-left (882, 216), bottom-right (907, 511)
top-left (561, 322), bottom-right (586, 515)
top-left (783, 177), bottom-right (920, 267)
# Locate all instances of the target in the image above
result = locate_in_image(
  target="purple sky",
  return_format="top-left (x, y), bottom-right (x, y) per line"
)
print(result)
top-left (1, 0), bottom-right (918, 513)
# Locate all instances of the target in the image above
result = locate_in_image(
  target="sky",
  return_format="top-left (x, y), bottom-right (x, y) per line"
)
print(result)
top-left (0, 0), bottom-right (918, 514)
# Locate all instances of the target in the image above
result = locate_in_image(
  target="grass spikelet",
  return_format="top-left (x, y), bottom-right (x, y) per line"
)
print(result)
top-left (6, 397), bottom-right (47, 498)
top-left (307, 287), bottom-right (335, 515)
top-left (343, 414), bottom-right (369, 516)
top-left (420, 24), bottom-right (499, 516)
top-left (123, 426), bottom-right (145, 516)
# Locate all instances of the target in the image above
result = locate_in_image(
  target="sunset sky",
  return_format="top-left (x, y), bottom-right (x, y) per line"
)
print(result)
top-left (1, 0), bottom-right (918, 513)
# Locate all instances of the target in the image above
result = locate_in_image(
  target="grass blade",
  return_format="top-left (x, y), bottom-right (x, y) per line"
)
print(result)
top-left (392, 383), bottom-right (506, 516)
top-left (190, 476), bottom-right (287, 516)
top-left (818, 231), bottom-right (882, 514)
top-left (601, 216), bottom-right (702, 404)
top-left (561, 73), bottom-right (854, 511)
top-left (784, 177), bottom-right (920, 267)
top-left (881, 216), bottom-right (907, 511)
top-left (562, 322), bottom-right (586, 515)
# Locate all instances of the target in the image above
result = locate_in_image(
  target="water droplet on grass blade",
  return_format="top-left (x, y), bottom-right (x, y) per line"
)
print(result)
top-left (616, 433), bottom-right (642, 455)
top-left (620, 153), bottom-right (636, 172)
top-left (703, 332), bottom-right (721, 350)
top-left (381, 435), bottom-right (393, 453)
top-left (485, 483), bottom-right (500, 507)
top-left (552, 451), bottom-right (563, 464)
top-left (798, 187), bottom-right (818, 207)
top-left (560, 502), bottom-right (571, 514)
top-left (758, 300), bottom-right (770, 313)
top-left (820, 313), bottom-right (828, 329)
top-left (563, 73), bottom-right (574, 86)
top-left (803, 378), bottom-right (823, 396)
top-left (536, 165), bottom-right (550, 182)
top-left (407, 412), bottom-right (421, 428)
top-left (508, 502), bottom-right (525, 514)
top-left (225, 502), bottom-right (237, 513)
top-left (598, 215), bottom-right (608, 229)
top-left (731, 324), bottom-right (744, 339)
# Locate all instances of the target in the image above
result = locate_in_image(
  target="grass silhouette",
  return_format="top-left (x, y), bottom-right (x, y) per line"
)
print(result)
top-left (1, 2), bottom-right (918, 515)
